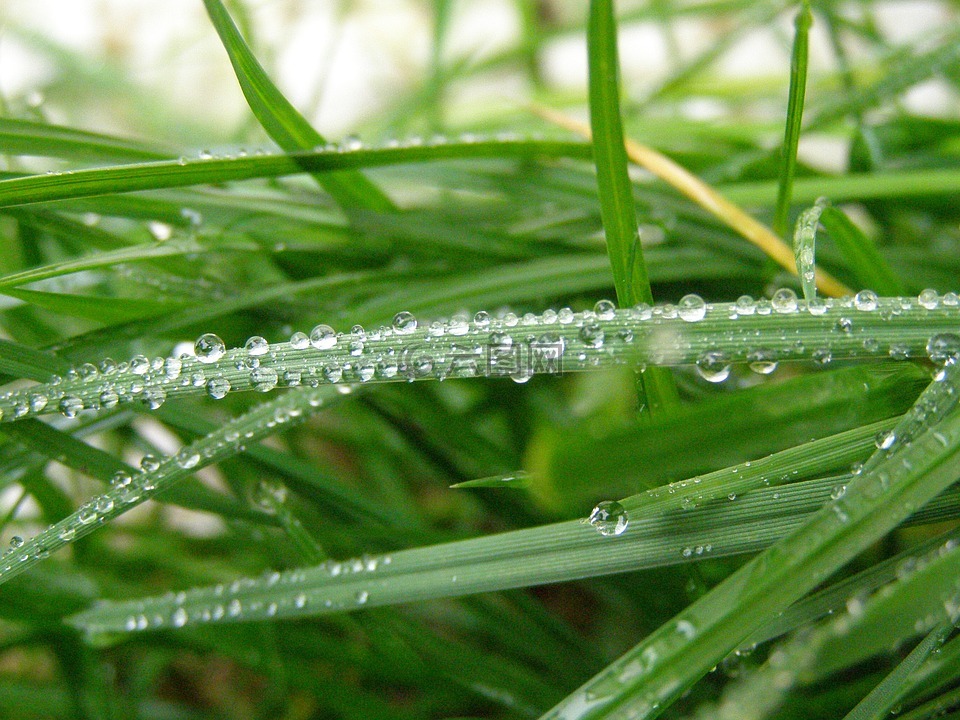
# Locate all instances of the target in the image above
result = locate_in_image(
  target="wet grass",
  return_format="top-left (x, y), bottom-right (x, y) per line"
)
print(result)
top-left (0, 1), bottom-right (959, 719)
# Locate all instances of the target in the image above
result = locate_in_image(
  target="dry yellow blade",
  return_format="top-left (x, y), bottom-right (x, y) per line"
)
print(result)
top-left (534, 105), bottom-right (851, 298)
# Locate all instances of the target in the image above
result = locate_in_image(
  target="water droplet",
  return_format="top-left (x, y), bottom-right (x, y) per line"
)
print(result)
top-left (295, 593), bottom-right (307, 609)
top-left (59, 396), bottom-right (84, 418)
top-left (875, 430), bottom-right (896, 450)
top-left (696, 351), bottom-right (730, 383)
top-left (96, 497), bottom-right (114, 513)
top-left (926, 333), bottom-right (960, 367)
top-left (245, 336), bottom-right (270, 356)
top-left (735, 295), bottom-right (756, 316)
top-left (771, 288), bottom-right (798, 314)
top-left (9, 536), bottom-right (23, 549)
top-left (58, 527), bottom-right (75, 541)
top-left (207, 376), bottom-right (231, 399)
top-left (250, 367), bottom-right (278, 392)
top-left (393, 311), bottom-right (417, 335)
top-left (171, 607), bottom-right (188, 628)
top-left (111, 471), bottom-right (132, 488)
top-left (593, 299), bottom-right (616, 320)
top-left (290, 331), bottom-right (309, 349)
top-left (140, 454), bottom-right (161, 472)
top-left (918, 288), bottom-right (939, 310)
top-left (473, 311), bottom-right (491, 329)
top-left (675, 619), bottom-right (697, 640)
top-left (586, 500), bottom-right (629, 536)
top-left (310, 324), bottom-right (337, 349)
top-left (677, 294), bottom-right (706, 322)
top-left (578, 322), bottom-right (605, 348)
top-left (176, 450), bottom-right (200, 469)
top-left (355, 590), bottom-right (369, 605)
top-left (28, 393), bottom-right (48, 413)
top-left (195, 333), bottom-right (225, 363)
top-left (853, 290), bottom-right (878, 312)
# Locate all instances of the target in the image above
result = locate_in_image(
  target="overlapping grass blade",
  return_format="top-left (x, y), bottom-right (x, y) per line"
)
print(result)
top-left (201, 0), bottom-right (395, 213)
top-left (540, 358), bottom-right (960, 719)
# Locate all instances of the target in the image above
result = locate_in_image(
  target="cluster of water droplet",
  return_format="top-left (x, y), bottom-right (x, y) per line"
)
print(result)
top-left (71, 550), bottom-right (395, 637)
top-left (1, 291), bottom-right (959, 423)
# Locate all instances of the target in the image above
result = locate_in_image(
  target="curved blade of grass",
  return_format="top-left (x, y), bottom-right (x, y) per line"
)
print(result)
top-left (201, 0), bottom-right (394, 214)
top-left (0, 139), bottom-right (592, 208)
top-left (820, 205), bottom-right (906, 296)
top-left (772, 1), bottom-right (812, 239)
top-left (0, 418), bottom-right (268, 523)
top-left (587, 0), bottom-right (677, 417)
top-left (793, 197), bottom-right (827, 302)
top-left (540, 358), bottom-right (960, 720)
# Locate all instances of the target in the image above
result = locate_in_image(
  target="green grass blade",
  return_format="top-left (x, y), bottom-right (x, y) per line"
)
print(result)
top-left (0, 118), bottom-right (171, 162)
top-left (793, 197), bottom-right (826, 302)
top-left (1, 296), bottom-right (953, 426)
top-left (0, 139), bottom-right (592, 208)
top-left (62, 455), bottom-right (960, 641)
top-left (0, 386), bottom-right (344, 587)
top-left (820, 205), bottom-right (907, 296)
top-left (201, 0), bottom-right (395, 213)
top-left (773, 1), bottom-right (812, 239)
top-left (587, 0), bottom-right (676, 416)
top-left (842, 623), bottom-right (953, 720)
top-left (541, 361), bottom-right (960, 719)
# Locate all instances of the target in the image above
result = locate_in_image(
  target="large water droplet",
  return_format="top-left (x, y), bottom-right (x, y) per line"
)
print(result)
top-left (771, 288), bottom-right (798, 314)
top-left (310, 324), bottom-right (337, 350)
top-left (593, 299), bottom-right (616, 320)
top-left (59, 396), bottom-right (84, 418)
top-left (918, 288), bottom-right (939, 310)
top-left (586, 500), bottom-right (629, 536)
top-left (207, 377), bottom-right (231, 399)
top-left (393, 311), bottom-right (417, 335)
top-left (696, 351), bottom-right (730, 383)
top-left (578, 322), bottom-right (605, 348)
top-left (195, 333), bottom-right (225, 363)
top-left (853, 290), bottom-right (878, 312)
top-left (245, 336), bottom-right (270, 356)
top-left (9, 536), bottom-right (23, 549)
top-left (678, 294), bottom-right (706, 322)
top-left (926, 333), bottom-right (960, 367)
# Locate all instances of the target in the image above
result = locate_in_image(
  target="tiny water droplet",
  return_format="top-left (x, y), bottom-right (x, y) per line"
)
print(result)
top-left (9, 536), bottom-right (23, 549)
top-left (195, 333), bottom-right (225, 363)
top-left (140, 454), bottom-right (161, 472)
top-left (355, 590), bottom-right (369, 605)
top-left (586, 500), bottom-right (629, 536)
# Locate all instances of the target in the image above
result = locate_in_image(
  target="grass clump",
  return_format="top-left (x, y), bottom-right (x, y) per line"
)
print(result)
top-left (0, 1), bottom-right (959, 719)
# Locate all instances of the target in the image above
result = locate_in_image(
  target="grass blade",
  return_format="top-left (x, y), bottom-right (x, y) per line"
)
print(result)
top-left (820, 204), bottom-right (907, 296)
top-left (541, 360), bottom-right (960, 719)
top-left (201, 0), bottom-right (394, 214)
top-left (587, 0), bottom-right (677, 415)
top-left (773, 1), bottom-right (812, 239)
